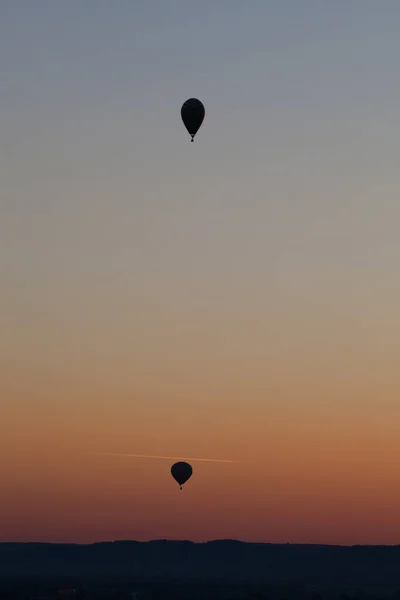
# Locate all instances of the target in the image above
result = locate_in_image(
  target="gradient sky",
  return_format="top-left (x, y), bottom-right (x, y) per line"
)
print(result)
top-left (1, 1), bottom-right (400, 545)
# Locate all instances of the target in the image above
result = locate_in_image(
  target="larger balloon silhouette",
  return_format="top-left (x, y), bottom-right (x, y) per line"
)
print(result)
top-left (171, 461), bottom-right (193, 490)
top-left (181, 98), bottom-right (205, 142)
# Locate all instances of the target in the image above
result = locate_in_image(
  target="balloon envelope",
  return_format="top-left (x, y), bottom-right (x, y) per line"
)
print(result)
top-left (181, 98), bottom-right (205, 141)
top-left (171, 461), bottom-right (193, 489)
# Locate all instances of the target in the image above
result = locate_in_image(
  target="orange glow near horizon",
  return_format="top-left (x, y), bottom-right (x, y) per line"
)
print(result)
top-left (1, 378), bottom-right (400, 545)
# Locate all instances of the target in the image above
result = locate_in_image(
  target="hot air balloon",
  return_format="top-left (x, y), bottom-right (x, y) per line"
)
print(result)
top-left (181, 98), bottom-right (205, 142)
top-left (171, 461), bottom-right (193, 490)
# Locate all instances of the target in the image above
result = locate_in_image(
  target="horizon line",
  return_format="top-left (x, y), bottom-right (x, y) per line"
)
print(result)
top-left (0, 538), bottom-right (396, 548)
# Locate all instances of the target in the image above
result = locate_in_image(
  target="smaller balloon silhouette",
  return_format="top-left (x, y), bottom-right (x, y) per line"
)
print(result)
top-left (171, 461), bottom-right (193, 490)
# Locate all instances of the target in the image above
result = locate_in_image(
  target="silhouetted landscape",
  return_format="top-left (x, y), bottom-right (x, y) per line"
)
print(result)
top-left (1, 540), bottom-right (400, 599)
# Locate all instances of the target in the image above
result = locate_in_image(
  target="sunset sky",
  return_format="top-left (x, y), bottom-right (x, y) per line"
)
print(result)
top-left (1, 1), bottom-right (400, 545)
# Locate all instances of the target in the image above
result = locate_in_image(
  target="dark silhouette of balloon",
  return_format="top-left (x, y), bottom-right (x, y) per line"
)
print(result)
top-left (171, 461), bottom-right (193, 490)
top-left (181, 98), bottom-right (205, 142)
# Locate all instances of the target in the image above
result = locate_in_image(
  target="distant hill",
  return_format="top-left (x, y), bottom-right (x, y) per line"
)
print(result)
top-left (0, 539), bottom-right (399, 589)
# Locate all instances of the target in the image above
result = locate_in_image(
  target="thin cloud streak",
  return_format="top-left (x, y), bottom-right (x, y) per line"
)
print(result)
top-left (97, 452), bottom-right (244, 464)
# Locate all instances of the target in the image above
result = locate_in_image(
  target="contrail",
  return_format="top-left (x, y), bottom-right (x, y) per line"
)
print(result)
top-left (97, 452), bottom-right (242, 464)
